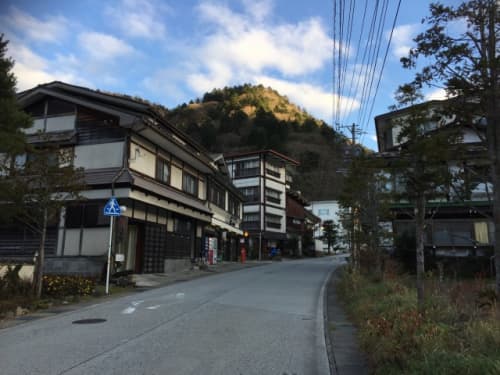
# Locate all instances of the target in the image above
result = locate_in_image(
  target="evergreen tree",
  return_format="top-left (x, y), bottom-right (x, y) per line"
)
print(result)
top-left (389, 84), bottom-right (460, 308)
top-left (0, 34), bottom-right (31, 174)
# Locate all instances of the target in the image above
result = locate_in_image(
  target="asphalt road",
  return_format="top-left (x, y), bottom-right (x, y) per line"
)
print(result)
top-left (0, 257), bottom-right (341, 375)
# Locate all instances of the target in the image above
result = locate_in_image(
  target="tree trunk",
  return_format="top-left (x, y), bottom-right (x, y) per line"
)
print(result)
top-left (491, 118), bottom-right (500, 296)
top-left (485, 2), bottom-right (500, 297)
top-left (34, 208), bottom-right (48, 299)
top-left (415, 194), bottom-right (426, 310)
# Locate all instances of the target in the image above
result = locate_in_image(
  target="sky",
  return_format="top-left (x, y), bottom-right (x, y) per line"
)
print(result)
top-left (0, 0), bottom-right (461, 150)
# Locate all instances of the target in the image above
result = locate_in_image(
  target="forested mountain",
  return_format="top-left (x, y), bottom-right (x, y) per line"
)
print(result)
top-left (166, 84), bottom-right (349, 200)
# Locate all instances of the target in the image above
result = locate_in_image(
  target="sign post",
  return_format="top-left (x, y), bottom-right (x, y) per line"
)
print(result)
top-left (103, 197), bottom-right (121, 295)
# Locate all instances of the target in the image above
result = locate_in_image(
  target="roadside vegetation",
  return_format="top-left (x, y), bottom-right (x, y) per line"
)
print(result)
top-left (337, 258), bottom-right (500, 374)
top-left (0, 266), bottom-right (133, 322)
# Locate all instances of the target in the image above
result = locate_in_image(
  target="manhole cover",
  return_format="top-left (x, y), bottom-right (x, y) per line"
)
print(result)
top-left (72, 318), bottom-right (107, 324)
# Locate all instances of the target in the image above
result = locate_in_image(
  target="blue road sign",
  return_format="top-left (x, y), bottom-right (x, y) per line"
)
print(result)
top-left (103, 197), bottom-right (121, 216)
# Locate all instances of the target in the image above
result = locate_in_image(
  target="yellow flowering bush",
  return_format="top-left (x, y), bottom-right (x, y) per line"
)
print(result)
top-left (42, 275), bottom-right (96, 297)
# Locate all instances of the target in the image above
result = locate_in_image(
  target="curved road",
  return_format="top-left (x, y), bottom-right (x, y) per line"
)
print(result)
top-left (0, 257), bottom-right (342, 375)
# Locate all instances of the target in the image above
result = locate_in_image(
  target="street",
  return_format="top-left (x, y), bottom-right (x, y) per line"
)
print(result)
top-left (0, 257), bottom-right (341, 375)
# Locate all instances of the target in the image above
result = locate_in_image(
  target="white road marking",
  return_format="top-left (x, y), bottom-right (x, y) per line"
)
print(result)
top-left (122, 307), bottom-right (136, 314)
top-left (131, 300), bottom-right (144, 306)
top-left (176, 293), bottom-right (185, 299)
top-left (146, 305), bottom-right (162, 310)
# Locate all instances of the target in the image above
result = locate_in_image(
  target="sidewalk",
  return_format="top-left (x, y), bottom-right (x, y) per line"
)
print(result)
top-left (325, 265), bottom-right (369, 375)
top-left (132, 260), bottom-right (269, 288)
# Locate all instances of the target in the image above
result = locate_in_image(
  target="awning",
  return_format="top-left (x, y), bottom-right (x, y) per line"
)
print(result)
top-left (211, 216), bottom-right (243, 235)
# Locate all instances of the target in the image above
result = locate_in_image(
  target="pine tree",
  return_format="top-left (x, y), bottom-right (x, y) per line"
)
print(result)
top-left (0, 34), bottom-right (31, 177)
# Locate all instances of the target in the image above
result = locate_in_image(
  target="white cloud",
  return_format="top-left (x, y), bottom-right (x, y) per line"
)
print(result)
top-left (105, 0), bottom-right (170, 39)
top-left (8, 43), bottom-right (88, 91)
top-left (2, 7), bottom-right (69, 44)
top-left (242, 0), bottom-right (274, 22)
top-left (390, 23), bottom-right (420, 59)
top-left (78, 32), bottom-right (136, 60)
top-left (370, 134), bottom-right (378, 142)
top-left (195, 2), bottom-right (333, 77)
top-left (254, 76), bottom-right (360, 122)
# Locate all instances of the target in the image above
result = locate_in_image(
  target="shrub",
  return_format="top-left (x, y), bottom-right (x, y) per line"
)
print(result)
top-left (42, 275), bottom-right (96, 297)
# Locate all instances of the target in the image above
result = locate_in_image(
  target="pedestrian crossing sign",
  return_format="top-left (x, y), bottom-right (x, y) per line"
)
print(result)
top-left (103, 197), bottom-right (121, 216)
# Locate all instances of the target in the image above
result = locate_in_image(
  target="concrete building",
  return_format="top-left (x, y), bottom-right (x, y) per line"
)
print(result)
top-left (309, 200), bottom-right (348, 253)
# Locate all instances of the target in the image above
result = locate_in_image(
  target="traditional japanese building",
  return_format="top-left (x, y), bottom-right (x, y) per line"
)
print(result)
top-left (0, 82), bottom-right (243, 275)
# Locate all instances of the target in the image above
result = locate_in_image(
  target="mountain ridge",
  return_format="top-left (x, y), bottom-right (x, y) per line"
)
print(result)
top-left (166, 84), bottom-right (347, 200)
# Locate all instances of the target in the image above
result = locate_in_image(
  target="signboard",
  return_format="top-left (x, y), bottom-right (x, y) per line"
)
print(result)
top-left (104, 197), bottom-right (121, 216)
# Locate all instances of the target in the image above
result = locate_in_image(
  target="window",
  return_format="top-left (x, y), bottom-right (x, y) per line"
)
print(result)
top-left (228, 196), bottom-right (240, 216)
top-left (65, 203), bottom-right (110, 228)
top-left (432, 221), bottom-right (473, 246)
top-left (265, 163), bottom-right (281, 178)
top-left (265, 188), bottom-right (281, 204)
top-left (174, 217), bottom-right (192, 234)
top-left (183, 172), bottom-right (198, 196)
top-left (239, 186), bottom-right (260, 202)
top-left (265, 214), bottom-right (281, 229)
top-left (234, 159), bottom-right (260, 177)
top-left (243, 213), bottom-right (260, 222)
top-left (156, 157), bottom-right (170, 184)
top-left (209, 183), bottom-right (226, 208)
top-left (318, 208), bottom-right (330, 216)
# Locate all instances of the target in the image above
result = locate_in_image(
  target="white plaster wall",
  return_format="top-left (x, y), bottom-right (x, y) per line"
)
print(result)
top-left (129, 143), bottom-right (155, 177)
top-left (81, 228), bottom-right (109, 256)
top-left (75, 142), bottom-right (123, 169)
top-left (198, 179), bottom-right (206, 200)
top-left (64, 229), bottom-right (81, 256)
top-left (171, 165), bottom-right (182, 189)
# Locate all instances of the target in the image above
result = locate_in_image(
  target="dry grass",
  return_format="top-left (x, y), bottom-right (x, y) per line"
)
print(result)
top-left (337, 263), bottom-right (500, 374)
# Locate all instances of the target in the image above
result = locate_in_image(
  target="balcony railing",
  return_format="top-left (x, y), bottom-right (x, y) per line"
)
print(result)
top-left (265, 168), bottom-right (281, 178)
top-left (234, 168), bottom-right (260, 178)
top-left (266, 196), bottom-right (281, 204)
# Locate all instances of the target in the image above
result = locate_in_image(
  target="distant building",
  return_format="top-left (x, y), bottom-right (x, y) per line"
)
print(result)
top-left (286, 191), bottom-right (321, 256)
top-left (225, 150), bottom-right (299, 259)
top-left (309, 200), bottom-right (348, 253)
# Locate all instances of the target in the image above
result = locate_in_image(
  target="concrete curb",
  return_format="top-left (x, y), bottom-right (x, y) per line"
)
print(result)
top-left (323, 267), bottom-right (338, 375)
top-left (317, 262), bottom-right (336, 375)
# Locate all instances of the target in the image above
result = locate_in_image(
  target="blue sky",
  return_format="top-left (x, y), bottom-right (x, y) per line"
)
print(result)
top-left (0, 0), bottom-right (459, 150)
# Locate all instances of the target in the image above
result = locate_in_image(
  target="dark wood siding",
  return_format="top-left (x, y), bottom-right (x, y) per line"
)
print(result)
top-left (76, 107), bottom-right (126, 144)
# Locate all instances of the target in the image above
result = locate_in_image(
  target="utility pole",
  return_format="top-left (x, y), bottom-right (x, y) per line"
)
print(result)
top-left (340, 123), bottom-right (365, 149)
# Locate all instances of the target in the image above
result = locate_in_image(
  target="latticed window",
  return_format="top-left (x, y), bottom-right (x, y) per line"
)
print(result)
top-left (183, 172), bottom-right (198, 196)
top-left (156, 157), bottom-right (170, 184)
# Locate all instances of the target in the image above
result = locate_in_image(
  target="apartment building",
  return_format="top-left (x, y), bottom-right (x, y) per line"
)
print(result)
top-left (225, 150), bottom-right (298, 258)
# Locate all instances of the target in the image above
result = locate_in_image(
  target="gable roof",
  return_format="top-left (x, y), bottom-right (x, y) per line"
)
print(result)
top-left (17, 81), bottom-right (218, 173)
